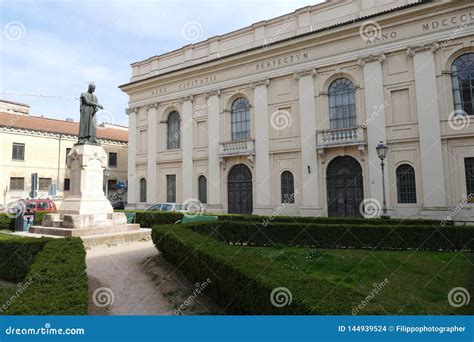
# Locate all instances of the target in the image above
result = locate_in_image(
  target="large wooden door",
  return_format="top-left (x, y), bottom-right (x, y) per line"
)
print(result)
top-left (228, 164), bottom-right (253, 214)
top-left (326, 156), bottom-right (364, 217)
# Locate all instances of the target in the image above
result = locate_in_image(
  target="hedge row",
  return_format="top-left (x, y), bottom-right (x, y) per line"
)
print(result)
top-left (187, 221), bottom-right (474, 251)
top-left (0, 213), bottom-right (14, 230)
top-left (124, 210), bottom-right (451, 227)
top-left (152, 225), bottom-right (315, 314)
top-left (0, 237), bottom-right (48, 282)
top-left (5, 237), bottom-right (88, 315)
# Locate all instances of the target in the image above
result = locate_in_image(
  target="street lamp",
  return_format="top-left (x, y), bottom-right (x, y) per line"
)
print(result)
top-left (376, 141), bottom-right (390, 219)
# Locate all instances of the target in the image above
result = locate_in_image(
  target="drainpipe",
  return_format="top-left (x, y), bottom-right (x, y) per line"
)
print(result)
top-left (57, 134), bottom-right (62, 193)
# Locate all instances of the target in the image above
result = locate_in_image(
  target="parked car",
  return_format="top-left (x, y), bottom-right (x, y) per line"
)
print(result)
top-left (24, 198), bottom-right (57, 213)
top-left (110, 200), bottom-right (125, 210)
top-left (146, 203), bottom-right (187, 213)
top-left (146, 203), bottom-right (163, 211)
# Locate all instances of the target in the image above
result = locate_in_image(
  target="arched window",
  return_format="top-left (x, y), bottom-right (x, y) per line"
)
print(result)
top-left (281, 171), bottom-right (295, 203)
top-left (198, 175), bottom-right (207, 204)
top-left (139, 178), bottom-right (147, 203)
top-left (452, 53), bottom-right (474, 116)
top-left (167, 111), bottom-right (181, 149)
top-left (231, 97), bottom-right (250, 141)
top-left (396, 164), bottom-right (416, 204)
top-left (328, 78), bottom-right (356, 129)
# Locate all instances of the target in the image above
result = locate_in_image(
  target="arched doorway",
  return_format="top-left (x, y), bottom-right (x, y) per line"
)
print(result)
top-left (326, 156), bottom-right (364, 217)
top-left (228, 164), bottom-right (253, 214)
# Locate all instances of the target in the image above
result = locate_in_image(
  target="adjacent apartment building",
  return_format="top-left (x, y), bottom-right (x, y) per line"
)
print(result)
top-left (0, 100), bottom-right (128, 206)
top-left (120, 0), bottom-right (474, 220)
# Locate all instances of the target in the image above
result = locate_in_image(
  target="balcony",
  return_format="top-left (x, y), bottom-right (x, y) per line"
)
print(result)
top-left (316, 126), bottom-right (366, 149)
top-left (315, 126), bottom-right (367, 162)
top-left (218, 139), bottom-right (255, 161)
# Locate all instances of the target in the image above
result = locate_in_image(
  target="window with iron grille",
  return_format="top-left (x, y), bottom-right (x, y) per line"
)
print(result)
top-left (396, 164), bottom-right (417, 204)
top-left (166, 175), bottom-right (176, 202)
top-left (231, 97), bottom-right (250, 141)
top-left (39, 178), bottom-right (52, 191)
top-left (108, 152), bottom-right (118, 167)
top-left (139, 178), bottom-right (147, 203)
top-left (452, 53), bottom-right (474, 116)
top-left (10, 177), bottom-right (24, 191)
top-left (328, 78), bottom-right (356, 129)
top-left (12, 143), bottom-right (25, 161)
top-left (281, 171), bottom-right (295, 203)
top-left (198, 175), bottom-right (207, 204)
top-left (64, 178), bottom-right (70, 191)
top-left (167, 111), bottom-right (181, 149)
top-left (465, 158), bottom-right (474, 198)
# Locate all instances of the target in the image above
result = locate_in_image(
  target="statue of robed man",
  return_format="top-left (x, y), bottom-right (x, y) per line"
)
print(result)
top-left (77, 82), bottom-right (103, 145)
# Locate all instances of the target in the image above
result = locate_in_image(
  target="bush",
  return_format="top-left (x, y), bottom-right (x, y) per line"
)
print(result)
top-left (6, 238), bottom-right (88, 315)
top-left (187, 221), bottom-right (474, 252)
top-left (0, 237), bottom-right (49, 282)
top-left (211, 213), bottom-right (451, 226)
top-left (0, 213), bottom-right (14, 230)
top-left (152, 225), bottom-right (314, 314)
top-left (125, 210), bottom-right (183, 227)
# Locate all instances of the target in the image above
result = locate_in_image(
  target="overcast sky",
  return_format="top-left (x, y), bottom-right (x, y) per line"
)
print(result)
top-left (1, 0), bottom-right (323, 126)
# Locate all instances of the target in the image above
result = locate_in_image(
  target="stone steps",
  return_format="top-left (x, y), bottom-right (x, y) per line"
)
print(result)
top-left (81, 229), bottom-right (151, 248)
top-left (29, 224), bottom-right (141, 237)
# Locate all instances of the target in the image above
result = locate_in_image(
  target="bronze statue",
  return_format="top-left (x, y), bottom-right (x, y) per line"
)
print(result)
top-left (78, 82), bottom-right (103, 145)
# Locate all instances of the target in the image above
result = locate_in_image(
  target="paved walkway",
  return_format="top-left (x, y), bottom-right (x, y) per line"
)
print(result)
top-left (86, 240), bottom-right (174, 315)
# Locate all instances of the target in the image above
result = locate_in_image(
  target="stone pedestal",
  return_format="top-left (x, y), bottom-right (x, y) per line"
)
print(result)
top-left (30, 144), bottom-right (149, 246)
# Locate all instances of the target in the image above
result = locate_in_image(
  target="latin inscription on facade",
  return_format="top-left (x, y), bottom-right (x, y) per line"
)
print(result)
top-left (255, 52), bottom-right (309, 71)
top-left (422, 13), bottom-right (474, 32)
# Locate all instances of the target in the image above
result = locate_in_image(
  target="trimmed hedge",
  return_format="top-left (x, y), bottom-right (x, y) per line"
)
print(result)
top-left (187, 221), bottom-right (474, 251)
top-left (152, 225), bottom-right (315, 314)
top-left (125, 210), bottom-right (451, 228)
top-left (0, 236), bottom-right (49, 281)
top-left (0, 213), bottom-right (14, 230)
top-left (6, 238), bottom-right (88, 315)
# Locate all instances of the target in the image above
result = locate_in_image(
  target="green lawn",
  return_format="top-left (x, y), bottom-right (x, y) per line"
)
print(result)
top-left (0, 232), bottom-right (20, 240)
top-left (224, 245), bottom-right (473, 315)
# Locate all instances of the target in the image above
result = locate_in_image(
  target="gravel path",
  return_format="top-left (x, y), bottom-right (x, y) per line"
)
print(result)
top-left (86, 240), bottom-right (174, 315)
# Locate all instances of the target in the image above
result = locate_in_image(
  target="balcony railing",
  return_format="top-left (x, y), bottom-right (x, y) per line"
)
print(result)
top-left (316, 126), bottom-right (366, 149)
top-left (218, 139), bottom-right (255, 158)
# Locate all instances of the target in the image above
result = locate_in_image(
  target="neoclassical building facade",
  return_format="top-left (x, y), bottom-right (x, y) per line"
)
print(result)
top-left (120, 0), bottom-right (474, 220)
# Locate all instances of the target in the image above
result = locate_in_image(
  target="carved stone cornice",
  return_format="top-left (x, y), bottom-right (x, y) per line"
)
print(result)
top-left (407, 43), bottom-right (440, 57)
top-left (126, 107), bottom-right (138, 115)
top-left (293, 68), bottom-right (316, 80)
top-left (205, 89), bottom-right (221, 98)
top-left (180, 95), bottom-right (194, 104)
top-left (250, 79), bottom-right (269, 89)
top-left (145, 102), bottom-right (159, 110)
top-left (357, 54), bottom-right (386, 67)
